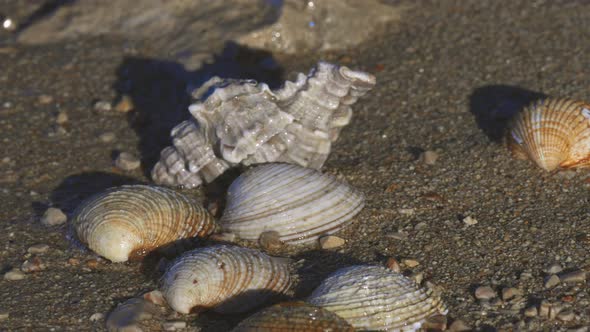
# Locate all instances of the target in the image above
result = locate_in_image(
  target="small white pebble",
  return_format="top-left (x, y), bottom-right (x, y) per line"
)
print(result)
top-left (319, 235), bottom-right (345, 249)
top-left (448, 319), bottom-right (471, 332)
top-left (41, 207), bottom-right (67, 226)
top-left (402, 259), bottom-right (420, 268)
top-left (162, 321), bottom-right (186, 331)
top-left (98, 132), bottom-right (116, 143)
top-left (114, 152), bottom-right (141, 171)
top-left (544, 263), bottom-right (563, 274)
top-left (89, 313), bottom-right (104, 322)
top-left (28, 244), bottom-right (50, 254)
top-left (501, 287), bottom-right (522, 301)
top-left (474, 286), bottom-right (496, 300)
top-left (4, 268), bottom-right (25, 281)
top-left (56, 111), bottom-right (68, 125)
top-left (544, 274), bottom-right (561, 289)
top-left (398, 208), bottom-right (415, 216)
top-left (93, 100), bottom-right (112, 112)
top-left (559, 270), bottom-right (586, 283)
top-left (463, 216), bottom-right (478, 225)
top-left (419, 150), bottom-right (439, 165)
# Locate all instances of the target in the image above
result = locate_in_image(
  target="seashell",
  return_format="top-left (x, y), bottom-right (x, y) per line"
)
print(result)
top-left (219, 163), bottom-right (365, 245)
top-left (506, 98), bottom-right (590, 171)
top-left (161, 244), bottom-right (292, 314)
top-left (307, 265), bottom-right (447, 331)
top-left (232, 301), bottom-right (354, 332)
top-left (152, 61), bottom-right (376, 188)
top-left (71, 185), bottom-right (215, 262)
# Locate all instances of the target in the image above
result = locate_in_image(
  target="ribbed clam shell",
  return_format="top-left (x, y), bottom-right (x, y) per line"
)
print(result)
top-left (161, 244), bottom-right (292, 314)
top-left (152, 62), bottom-right (376, 188)
top-left (232, 302), bottom-right (354, 332)
top-left (71, 185), bottom-right (215, 262)
top-left (307, 266), bottom-right (447, 331)
top-left (219, 163), bottom-right (365, 245)
top-left (507, 98), bottom-right (590, 171)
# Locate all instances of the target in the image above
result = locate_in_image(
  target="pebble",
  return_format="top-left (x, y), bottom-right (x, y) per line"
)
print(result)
top-left (462, 216), bottom-right (478, 225)
top-left (402, 258), bottom-right (420, 268)
top-left (501, 287), bottom-right (521, 301)
top-left (410, 271), bottom-right (424, 285)
top-left (258, 231), bottom-right (283, 251)
top-left (21, 257), bottom-right (47, 273)
top-left (448, 319), bottom-right (471, 332)
top-left (385, 257), bottom-right (401, 273)
top-left (559, 270), bottom-right (586, 283)
top-left (67, 257), bottom-right (81, 266)
top-left (55, 111), bottom-right (68, 124)
top-left (41, 207), bottom-right (67, 226)
top-left (27, 244), bottom-right (50, 254)
top-left (544, 263), bottom-right (563, 274)
top-left (557, 310), bottom-right (575, 322)
top-left (419, 150), bottom-right (439, 165)
top-left (319, 235), bottom-right (345, 249)
top-left (544, 274), bottom-right (561, 289)
top-left (89, 313), bottom-right (104, 322)
top-left (398, 208), bottom-right (415, 216)
top-left (99, 132), bottom-right (116, 143)
top-left (162, 321), bottom-right (186, 331)
top-left (86, 259), bottom-right (99, 269)
top-left (538, 300), bottom-right (551, 318)
top-left (93, 100), bottom-right (112, 112)
top-left (4, 268), bottom-right (25, 281)
top-left (114, 152), bottom-right (141, 171)
top-left (114, 95), bottom-right (134, 113)
top-left (422, 314), bottom-right (446, 331)
top-left (0, 312), bottom-right (8, 320)
top-left (474, 286), bottom-right (496, 300)
top-left (524, 306), bottom-right (538, 317)
top-left (38, 94), bottom-right (53, 104)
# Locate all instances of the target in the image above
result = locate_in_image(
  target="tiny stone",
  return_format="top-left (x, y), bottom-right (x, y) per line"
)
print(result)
top-left (544, 263), bottom-right (563, 274)
top-left (99, 132), bottom-right (116, 143)
top-left (448, 319), bottom-right (471, 332)
top-left (319, 235), bottom-right (345, 249)
top-left (422, 314), bottom-right (446, 331)
top-left (398, 208), bottom-right (414, 216)
top-left (402, 259), bottom-right (420, 268)
top-left (67, 258), bottom-right (80, 266)
top-left (41, 207), bottom-right (67, 226)
top-left (4, 268), bottom-right (25, 281)
top-left (385, 257), bottom-right (401, 273)
top-left (387, 231), bottom-right (408, 241)
top-left (55, 111), bottom-right (68, 124)
top-left (501, 287), bottom-right (522, 301)
top-left (93, 100), bottom-right (112, 112)
top-left (544, 274), bottom-right (561, 289)
top-left (89, 313), bottom-right (104, 322)
top-left (27, 244), bottom-right (50, 254)
top-left (420, 150), bottom-right (439, 165)
top-left (86, 259), bottom-right (99, 269)
top-left (114, 95), bottom-right (135, 113)
top-left (559, 270), bottom-right (586, 283)
top-left (0, 312), bottom-right (8, 320)
top-left (524, 306), bottom-right (538, 317)
top-left (258, 231), bottom-right (283, 251)
top-left (538, 300), bottom-right (551, 318)
top-left (474, 286), bottom-right (496, 300)
top-left (163, 321), bottom-right (187, 331)
top-left (114, 152), bottom-right (141, 171)
top-left (550, 303), bottom-right (564, 320)
top-left (410, 272), bottom-right (424, 285)
top-left (463, 216), bottom-right (478, 225)
top-left (21, 256), bottom-right (47, 273)
top-left (38, 94), bottom-right (53, 104)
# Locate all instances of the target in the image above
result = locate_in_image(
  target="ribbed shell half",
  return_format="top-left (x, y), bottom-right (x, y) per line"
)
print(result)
top-left (71, 185), bottom-right (215, 262)
top-left (232, 302), bottom-right (354, 332)
top-left (219, 163), bottom-right (365, 245)
top-left (307, 265), bottom-right (447, 331)
top-left (151, 61), bottom-right (376, 188)
top-left (161, 244), bottom-right (292, 314)
top-left (507, 98), bottom-right (590, 171)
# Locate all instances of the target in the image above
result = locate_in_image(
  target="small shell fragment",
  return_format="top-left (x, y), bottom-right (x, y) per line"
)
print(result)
top-left (71, 185), bottom-right (216, 262)
top-left (232, 302), bottom-right (354, 332)
top-left (307, 265), bottom-right (447, 331)
top-left (161, 244), bottom-right (292, 314)
top-left (219, 163), bottom-right (365, 245)
top-left (507, 98), bottom-right (590, 171)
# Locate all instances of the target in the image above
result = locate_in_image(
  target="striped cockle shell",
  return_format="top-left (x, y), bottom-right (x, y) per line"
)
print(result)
top-left (161, 244), bottom-right (292, 314)
top-left (219, 163), bottom-right (365, 245)
top-left (151, 62), bottom-right (376, 188)
top-left (71, 185), bottom-right (215, 262)
top-left (232, 302), bottom-right (354, 332)
top-left (307, 265), bottom-right (447, 331)
top-left (507, 98), bottom-right (590, 171)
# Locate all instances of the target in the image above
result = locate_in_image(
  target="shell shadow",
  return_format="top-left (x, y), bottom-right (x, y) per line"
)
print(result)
top-left (468, 85), bottom-right (547, 141)
top-left (113, 41), bottom-right (285, 179)
top-left (49, 171), bottom-right (143, 214)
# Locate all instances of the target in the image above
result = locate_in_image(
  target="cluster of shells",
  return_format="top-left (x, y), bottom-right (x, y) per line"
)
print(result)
top-left (66, 61), bottom-right (452, 331)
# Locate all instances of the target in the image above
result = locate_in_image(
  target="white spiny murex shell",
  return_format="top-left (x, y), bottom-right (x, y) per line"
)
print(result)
top-left (151, 61), bottom-right (376, 188)
top-left (307, 265), bottom-right (448, 331)
top-left (71, 185), bottom-right (216, 262)
top-left (161, 244), bottom-right (292, 314)
top-left (506, 97), bottom-right (590, 171)
top-left (218, 163), bottom-right (365, 245)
